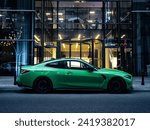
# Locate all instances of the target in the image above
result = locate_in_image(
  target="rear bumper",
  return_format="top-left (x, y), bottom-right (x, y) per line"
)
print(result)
top-left (16, 76), bottom-right (31, 88)
top-left (15, 76), bottom-right (24, 87)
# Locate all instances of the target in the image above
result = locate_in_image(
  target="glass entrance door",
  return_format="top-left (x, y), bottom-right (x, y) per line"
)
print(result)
top-left (60, 41), bottom-right (81, 58)
top-left (81, 40), bottom-right (92, 63)
top-left (60, 39), bottom-right (102, 68)
top-left (60, 40), bottom-right (91, 62)
top-left (71, 42), bottom-right (81, 59)
top-left (60, 42), bottom-right (70, 58)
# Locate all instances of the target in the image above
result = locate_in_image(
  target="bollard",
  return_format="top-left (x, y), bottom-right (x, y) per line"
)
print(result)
top-left (141, 71), bottom-right (145, 85)
top-left (14, 74), bottom-right (16, 85)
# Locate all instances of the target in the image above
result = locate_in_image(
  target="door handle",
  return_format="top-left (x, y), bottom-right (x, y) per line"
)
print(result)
top-left (66, 72), bottom-right (72, 75)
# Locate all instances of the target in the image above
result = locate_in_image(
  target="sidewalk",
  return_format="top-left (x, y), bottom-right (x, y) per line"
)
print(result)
top-left (0, 76), bottom-right (150, 90)
top-left (133, 76), bottom-right (150, 91)
top-left (0, 76), bottom-right (18, 91)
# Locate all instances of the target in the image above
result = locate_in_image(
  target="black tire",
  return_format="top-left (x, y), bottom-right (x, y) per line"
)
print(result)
top-left (108, 77), bottom-right (126, 93)
top-left (33, 77), bottom-right (53, 93)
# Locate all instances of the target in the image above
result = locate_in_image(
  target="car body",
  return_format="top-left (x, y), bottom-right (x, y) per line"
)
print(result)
top-left (16, 58), bottom-right (133, 93)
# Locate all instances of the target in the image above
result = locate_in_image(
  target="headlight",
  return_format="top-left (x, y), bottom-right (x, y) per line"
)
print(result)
top-left (124, 75), bottom-right (132, 79)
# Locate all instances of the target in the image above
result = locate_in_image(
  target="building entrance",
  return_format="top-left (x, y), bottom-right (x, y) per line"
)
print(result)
top-left (60, 39), bottom-right (102, 68)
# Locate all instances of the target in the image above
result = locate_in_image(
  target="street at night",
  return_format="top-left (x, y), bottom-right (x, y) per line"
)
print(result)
top-left (1, 0), bottom-right (150, 129)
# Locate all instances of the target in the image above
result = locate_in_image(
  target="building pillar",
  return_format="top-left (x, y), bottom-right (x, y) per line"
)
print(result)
top-left (16, 0), bottom-right (34, 76)
top-left (56, 1), bottom-right (60, 59)
top-left (141, 13), bottom-right (150, 75)
top-left (133, 13), bottom-right (142, 75)
top-left (39, 0), bottom-right (45, 62)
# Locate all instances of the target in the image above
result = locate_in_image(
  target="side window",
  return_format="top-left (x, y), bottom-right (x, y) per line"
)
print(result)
top-left (46, 62), bottom-right (59, 68)
top-left (66, 61), bottom-right (88, 70)
top-left (45, 61), bottom-right (67, 69)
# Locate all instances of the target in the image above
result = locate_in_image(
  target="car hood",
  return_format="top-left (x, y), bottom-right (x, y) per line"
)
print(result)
top-left (98, 68), bottom-right (130, 76)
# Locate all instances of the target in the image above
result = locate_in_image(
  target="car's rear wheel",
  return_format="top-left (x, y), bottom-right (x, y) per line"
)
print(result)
top-left (108, 77), bottom-right (126, 93)
top-left (33, 77), bottom-right (53, 93)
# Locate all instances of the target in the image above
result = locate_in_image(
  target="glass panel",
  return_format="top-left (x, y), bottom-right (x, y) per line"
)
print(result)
top-left (61, 42), bottom-right (69, 58)
top-left (105, 24), bottom-right (118, 44)
top-left (81, 41), bottom-right (91, 63)
top-left (94, 40), bottom-right (102, 68)
top-left (105, 2), bottom-right (117, 24)
top-left (120, 2), bottom-right (132, 24)
top-left (105, 48), bottom-right (118, 69)
top-left (44, 48), bottom-right (56, 61)
top-left (0, 8), bottom-right (34, 75)
top-left (120, 24), bottom-right (132, 40)
top-left (0, 11), bottom-right (33, 41)
top-left (71, 42), bottom-right (80, 59)
top-left (34, 48), bottom-right (39, 64)
top-left (35, 0), bottom-right (54, 63)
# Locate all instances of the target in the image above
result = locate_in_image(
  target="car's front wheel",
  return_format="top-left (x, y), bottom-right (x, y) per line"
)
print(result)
top-left (33, 77), bottom-right (53, 93)
top-left (108, 77), bottom-right (126, 93)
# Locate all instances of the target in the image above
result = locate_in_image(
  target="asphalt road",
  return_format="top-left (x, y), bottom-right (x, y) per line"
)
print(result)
top-left (0, 87), bottom-right (150, 113)
top-left (0, 76), bottom-right (150, 113)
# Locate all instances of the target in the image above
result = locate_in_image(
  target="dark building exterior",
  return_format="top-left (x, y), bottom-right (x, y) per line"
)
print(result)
top-left (0, 0), bottom-right (149, 76)
top-left (133, 0), bottom-right (150, 76)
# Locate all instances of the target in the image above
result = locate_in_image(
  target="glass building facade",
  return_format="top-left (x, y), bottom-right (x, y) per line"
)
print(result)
top-left (0, 0), bottom-right (149, 76)
top-left (0, 0), bottom-right (34, 75)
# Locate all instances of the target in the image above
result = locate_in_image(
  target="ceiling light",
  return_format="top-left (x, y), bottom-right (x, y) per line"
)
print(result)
top-left (35, 39), bottom-right (40, 44)
top-left (62, 43), bottom-right (65, 48)
top-left (95, 34), bottom-right (100, 39)
top-left (74, 1), bottom-right (80, 3)
top-left (48, 18), bottom-right (52, 21)
top-left (34, 35), bottom-right (40, 42)
top-left (75, 0), bottom-right (86, 3)
top-left (78, 34), bottom-right (81, 40)
top-left (0, 14), bottom-right (3, 17)
top-left (59, 18), bottom-right (64, 21)
top-left (46, 12), bottom-right (51, 16)
top-left (58, 13), bottom-right (63, 16)
top-left (90, 11), bottom-right (95, 14)
top-left (121, 34), bottom-right (126, 38)
top-left (81, 1), bottom-right (86, 3)
top-left (58, 34), bottom-right (62, 40)
top-left (76, 43), bottom-right (78, 49)
top-left (106, 11), bottom-right (113, 14)
top-left (87, 20), bottom-right (93, 23)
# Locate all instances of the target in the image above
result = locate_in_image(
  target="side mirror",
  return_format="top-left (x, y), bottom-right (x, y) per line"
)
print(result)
top-left (87, 67), bottom-right (94, 72)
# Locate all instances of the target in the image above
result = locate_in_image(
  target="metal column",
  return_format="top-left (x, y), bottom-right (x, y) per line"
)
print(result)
top-left (39, 0), bottom-right (45, 62)
top-left (56, 1), bottom-right (61, 58)
top-left (92, 39), bottom-right (94, 65)
top-left (30, 0), bottom-right (35, 65)
top-left (102, 1), bottom-right (105, 68)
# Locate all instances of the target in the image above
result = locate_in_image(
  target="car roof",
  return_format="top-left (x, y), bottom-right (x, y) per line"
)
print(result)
top-left (40, 58), bottom-right (85, 65)
top-left (59, 58), bottom-right (81, 61)
top-left (55, 58), bottom-right (84, 62)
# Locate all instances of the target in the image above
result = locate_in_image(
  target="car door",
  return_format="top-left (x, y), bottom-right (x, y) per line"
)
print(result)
top-left (45, 61), bottom-right (67, 88)
top-left (63, 60), bottom-right (104, 89)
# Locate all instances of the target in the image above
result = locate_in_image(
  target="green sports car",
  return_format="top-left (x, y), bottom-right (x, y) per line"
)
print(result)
top-left (16, 58), bottom-right (133, 93)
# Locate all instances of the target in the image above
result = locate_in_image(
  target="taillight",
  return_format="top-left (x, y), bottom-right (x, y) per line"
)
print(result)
top-left (21, 70), bottom-right (30, 74)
